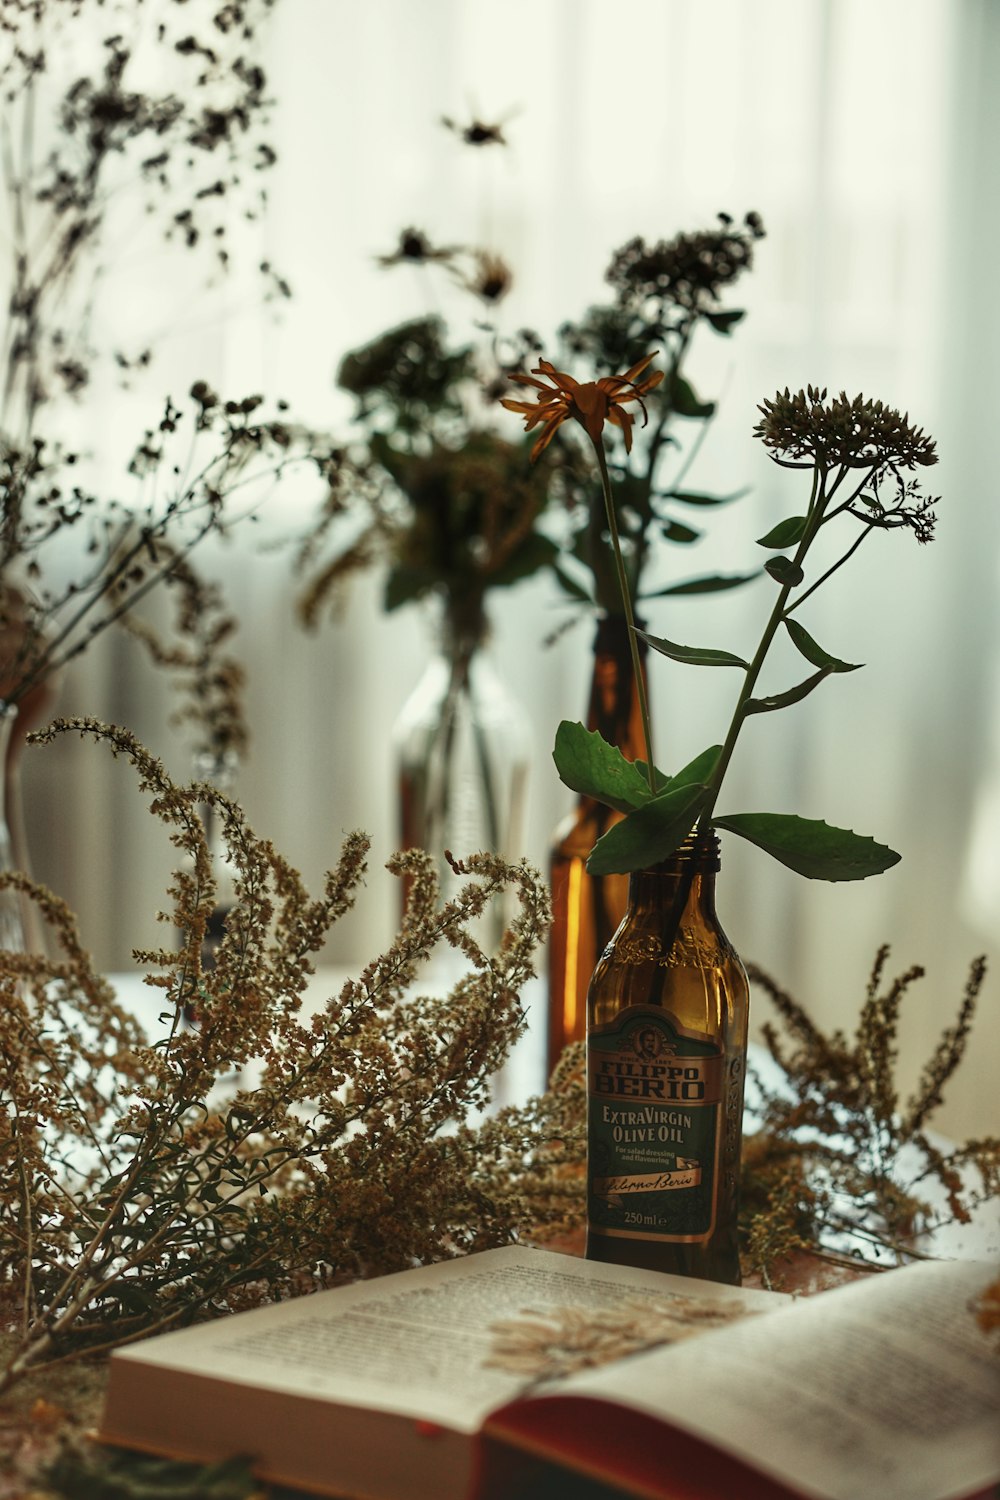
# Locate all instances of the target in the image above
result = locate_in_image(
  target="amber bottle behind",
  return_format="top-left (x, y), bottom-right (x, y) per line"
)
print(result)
top-left (547, 615), bottom-right (648, 1078)
top-left (585, 830), bottom-right (749, 1285)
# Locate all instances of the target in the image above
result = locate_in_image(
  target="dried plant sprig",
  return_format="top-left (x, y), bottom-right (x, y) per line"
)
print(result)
top-left (740, 950), bottom-right (999, 1280)
top-left (118, 548), bottom-right (249, 763)
top-left (0, 0), bottom-right (283, 438)
top-left (0, 717), bottom-right (581, 1393)
top-left (486, 1294), bottom-right (757, 1387)
top-left (0, 385), bottom-right (333, 708)
top-left (974, 1276), bottom-right (1000, 1353)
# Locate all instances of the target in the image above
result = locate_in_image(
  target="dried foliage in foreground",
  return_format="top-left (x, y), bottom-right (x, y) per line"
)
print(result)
top-left (0, 719), bottom-right (584, 1394)
top-left (741, 947), bottom-right (999, 1282)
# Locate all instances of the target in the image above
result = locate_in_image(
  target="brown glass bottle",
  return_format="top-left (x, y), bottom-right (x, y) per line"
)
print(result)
top-left (547, 615), bottom-right (648, 1079)
top-left (585, 830), bottom-right (749, 1284)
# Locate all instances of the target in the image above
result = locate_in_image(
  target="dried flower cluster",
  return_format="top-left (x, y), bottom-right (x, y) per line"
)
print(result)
top-left (0, 720), bottom-right (585, 1394)
top-left (740, 947), bottom-right (1000, 1282)
top-left (119, 549), bottom-right (249, 764)
top-left (755, 386), bottom-right (938, 472)
top-left (605, 212), bottom-right (766, 319)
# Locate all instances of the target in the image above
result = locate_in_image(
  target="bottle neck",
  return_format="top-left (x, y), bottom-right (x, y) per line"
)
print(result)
top-left (625, 830), bottom-right (721, 920)
top-left (586, 612), bottom-right (648, 758)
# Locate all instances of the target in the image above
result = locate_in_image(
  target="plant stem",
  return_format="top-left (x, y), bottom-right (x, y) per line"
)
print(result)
top-left (700, 465), bottom-right (824, 826)
top-left (592, 439), bottom-right (656, 794)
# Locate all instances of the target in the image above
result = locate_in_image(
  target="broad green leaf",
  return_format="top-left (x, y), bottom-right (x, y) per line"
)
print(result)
top-left (663, 487), bottom-right (750, 508)
top-left (765, 556), bottom-right (804, 587)
top-left (712, 812), bottom-right (901, 881)
top-left (384, 565), bottom-right (433, 612)
top-left (670, 373), bottom-right (716, 420)
top-left (634, 745), bottom-right (719, 796)
top-left (551, 562), bottom-right (594, 604)
top-left (783, 617), bottom-right (862, 674)
top-left (668, 744), bottom-right (723, 790)
top-left (744, 668), bottom-right (830, 714)
top-left (643, 570), bottom-right (761, 598)
top-left (633, 758), bottom-right (668, 793)
top-left (587, 782), bottom-right (708, 875)
top-left (490, 531), bottom-right (560, 588)
top-left (659, 519), bottom-right (701, 545)
top-left (637, 628), bottom-right (750, 670)
top-left (553, 721), bottom-right (652, 814)
top-left (757, 515), bottom-right (808, 550)
top-left (704, 308), bottom-right (746, 334)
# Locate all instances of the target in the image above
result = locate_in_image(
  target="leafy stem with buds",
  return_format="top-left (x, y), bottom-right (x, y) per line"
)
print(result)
top-left (505, 375), bottom-right (940, 883)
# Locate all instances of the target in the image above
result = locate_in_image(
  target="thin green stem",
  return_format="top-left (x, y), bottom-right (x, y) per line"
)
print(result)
top-left (700, 465), bottom-right (825, 826)
top-left (592, 438), bottom-right (656, 794)
top-left (785, 523), bottom-right (875, 616)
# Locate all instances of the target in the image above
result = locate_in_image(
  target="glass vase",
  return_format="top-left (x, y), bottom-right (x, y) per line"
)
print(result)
top-left (393, 607), bottom-right (530, 953)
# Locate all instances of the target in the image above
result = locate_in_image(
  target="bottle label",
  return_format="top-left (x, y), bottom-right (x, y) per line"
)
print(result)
top-left (587, 1005), bottom-right (724, 1244)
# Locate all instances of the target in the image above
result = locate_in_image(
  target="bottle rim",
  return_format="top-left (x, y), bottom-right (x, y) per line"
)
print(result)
top-left (641, 827), bottom-right (721, 874)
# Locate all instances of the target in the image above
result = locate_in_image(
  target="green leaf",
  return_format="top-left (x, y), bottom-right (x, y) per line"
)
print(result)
top-left (757, 516), bottom-right (808, 549)
top-left (587, 782), bottom-right (708, 875)
top-left (666, 744), bottom-right (723, 790)
top-left (634, 745), bottom-right (719, 796)
top-left (552, 560), bottom-right (595, 604)
top-left (489, 531), bottom-right (560, 588)
top-left (644, 570), bottom-right (761, 598)
top-left (553, 721), bottom-right (653, 813)
top-left (637, 629), bottom-right (749, 670)
top-left (659, 519), bottom-right (701, 545)
top-left (383, 565), bottom-right (433, 612)
top-left (704, 308), bottom-right (746, 334)
top-left (764, 556), bottom-right (804, 587)
top-left (783, 617), bottom-right (863, 674)
top-left (663, 487), bottom-right (750, 508)
top-left (712, 812), bottom-right (901, 881)
top-left (744, 668), bottom-right (830, 714)
top-left (669, 372), bottom-right (716, 420)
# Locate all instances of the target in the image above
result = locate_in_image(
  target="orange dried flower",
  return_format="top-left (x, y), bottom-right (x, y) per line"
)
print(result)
top-left (501, 352), bottom-right (663, 461)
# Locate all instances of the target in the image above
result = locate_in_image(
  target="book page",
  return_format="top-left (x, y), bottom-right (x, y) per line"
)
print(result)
top-left (550, 1258), bottom-right (999, 1500)
top-left (111, 1244), bottom-right (777, 1434)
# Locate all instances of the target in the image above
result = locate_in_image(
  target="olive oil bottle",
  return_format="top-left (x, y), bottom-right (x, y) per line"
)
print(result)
top-left (586, 830), bottom-right (749, 1284)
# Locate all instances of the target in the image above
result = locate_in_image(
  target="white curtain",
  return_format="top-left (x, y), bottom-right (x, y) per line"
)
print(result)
top-left (24, 0), bottom-right (998, 1141)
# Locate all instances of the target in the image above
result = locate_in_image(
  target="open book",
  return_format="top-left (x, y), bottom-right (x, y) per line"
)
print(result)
top-left (99, 1245), bottom-right (999, 1500)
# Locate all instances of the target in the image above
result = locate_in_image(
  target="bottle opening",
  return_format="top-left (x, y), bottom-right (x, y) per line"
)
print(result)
top-left (648, 827), bottom-right (721, 874)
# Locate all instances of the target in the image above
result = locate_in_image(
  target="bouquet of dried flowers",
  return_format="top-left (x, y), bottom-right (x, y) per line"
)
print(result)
top-left (297, 312), bottom-right (559, 652)
top-left (0, 718), bottom-right (585, 1394)
top-left (298, 211), bottom-right (766, 644)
